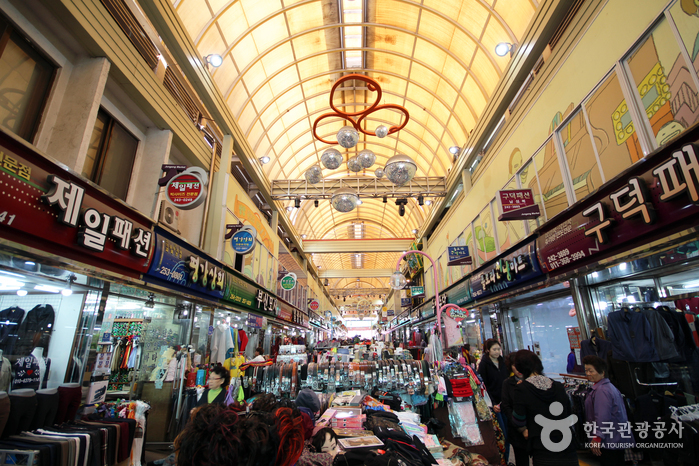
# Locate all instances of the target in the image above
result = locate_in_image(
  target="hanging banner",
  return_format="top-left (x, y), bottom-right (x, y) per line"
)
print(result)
top-left (0, 128), bottom-right (153, 278)
top-left (470, 239), bottom-right (543, 301)
top-left (537, 139), bottom-right (699, 275)
top-left (447, 246), bottom-right (473, 266)
top-left (497, 189), bottom-right (540, 221)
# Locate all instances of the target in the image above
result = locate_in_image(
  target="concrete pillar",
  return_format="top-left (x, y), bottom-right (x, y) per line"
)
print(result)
top-left (45, 57), bottom-right (110, 171)
top-left (461, 168), bottom-right (472, 195)
top-left (203, 135), bottom-right (233, 259)
top-left (127, 128), bottom-right (173, 217)
top-left (271, 209), bottom-right (279, 233)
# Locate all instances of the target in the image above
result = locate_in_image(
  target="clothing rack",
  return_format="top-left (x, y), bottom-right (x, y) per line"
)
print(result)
top-left (634, 366), bottom-right (678, 387)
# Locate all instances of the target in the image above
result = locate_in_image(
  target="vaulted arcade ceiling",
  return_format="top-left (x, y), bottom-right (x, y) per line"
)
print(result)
top-left (171, 0), bottom-right (538, 285)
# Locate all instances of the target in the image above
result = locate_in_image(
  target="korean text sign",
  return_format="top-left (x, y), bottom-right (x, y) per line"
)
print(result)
top-left (0, 128), bottom-right (152, 277)
top-left (537, 140), bottom-right (699, 275)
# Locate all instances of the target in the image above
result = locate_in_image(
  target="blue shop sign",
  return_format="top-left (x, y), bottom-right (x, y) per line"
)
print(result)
top-left (231, 229), bottom-right (255, 254)
top-left (401, 298), bottom-right (411, 307)
top-left (145, 227), bottom-right (225, 300)
top-left (469, 239), bottom-right (543, 301)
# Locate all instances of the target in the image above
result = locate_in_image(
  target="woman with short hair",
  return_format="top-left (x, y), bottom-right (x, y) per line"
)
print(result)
top-left (196, 365), bottom-right (229, 407)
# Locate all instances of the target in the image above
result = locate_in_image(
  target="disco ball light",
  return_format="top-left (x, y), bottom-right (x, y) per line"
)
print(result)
top-left (337, 126), bottom-right (359, 149)
top-left (384, 154), bottom-right (417, 186)
top-left (321, 148), bottom-right (343, 170)
top-left (358, 149), bottom-right (376, 168)
top-left (375, 125), bottom-right (388, 138)
top-left (389, 271), bottom-right (408, 290)
top-left (305, 165), bottom-right (322, 184)
top-left (331, 188), bottom-right (360, 213)
top-left (375, 168), bottom-right (384, 179)
top-left (347, 156), bottom-right (363, 172)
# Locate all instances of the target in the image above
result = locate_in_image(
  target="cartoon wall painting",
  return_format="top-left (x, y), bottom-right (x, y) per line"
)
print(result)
top-left (559, 110), bottom-right (604, 201)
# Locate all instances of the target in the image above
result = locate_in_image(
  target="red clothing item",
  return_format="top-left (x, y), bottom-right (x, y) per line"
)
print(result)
top-left (238, 329), bottom-right (249, 352)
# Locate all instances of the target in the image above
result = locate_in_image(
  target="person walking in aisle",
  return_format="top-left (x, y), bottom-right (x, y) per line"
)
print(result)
top-left (501, 352), bottom-right (529, 466)
top-left (583, 355), bottom-right (634, 466)
top-left (512, 350), bottom-right (578, 466)
top-left (477, 339), bottom-right (510, 460)
top-left (196, 365), bottom-right (228, 407)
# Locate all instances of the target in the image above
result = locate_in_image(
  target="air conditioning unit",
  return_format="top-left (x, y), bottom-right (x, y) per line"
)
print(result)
top-left (158, 200), bottom-right (179, 232)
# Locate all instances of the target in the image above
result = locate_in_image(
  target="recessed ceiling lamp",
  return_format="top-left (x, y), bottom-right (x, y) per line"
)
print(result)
top-left (495, 42), bottom-right (516, 57)
top-left (301, 234), bottom-right (307, 239)
top-left (204, 54), bottom-right (223, 67)
top-left (331, 188), bottom-right (360, 212)
top-left (286, 206), bottom-right (293, 212)
top-left (425, 199), bottom-right (432, 206)
top-left (384, 154), bottom-right (417, 186)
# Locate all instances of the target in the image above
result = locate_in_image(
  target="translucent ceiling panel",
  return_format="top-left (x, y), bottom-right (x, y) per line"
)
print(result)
top-left (367, 27), bottom-right (415, 57)
top-left (215, 2), bottom-right (247, 46)
top-left (371, 0), bottom-right (420, 31)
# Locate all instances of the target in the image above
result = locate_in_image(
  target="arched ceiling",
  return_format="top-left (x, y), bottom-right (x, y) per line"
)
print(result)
top-left (172, 0), bottom-right (538, 290)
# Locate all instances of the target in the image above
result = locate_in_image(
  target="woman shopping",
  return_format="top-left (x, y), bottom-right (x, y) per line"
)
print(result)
top-left (196, 365), bottom-right (229, 407)
top-left (477, 339), bottom-right (510, 459)
top-left (512, 350), bottom-right (578, 466)
top-left (582, 355), bottom-right (633, 466)
top-left (500, 352), bottom-right (529, 466)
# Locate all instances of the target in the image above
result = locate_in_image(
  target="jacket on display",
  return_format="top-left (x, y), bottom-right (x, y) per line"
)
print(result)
top-left (477, 355), bottom-right (509, 405)
top-left (580, 337), bottom-right (613, 360)
top-left (638, 308), bottom-right (680, 361)
top-left (657, 308), bottom-right (696, 362)
top-left (0, 306), bottom-right (25, 356)
top-left (584, 378), bottom-right (633, 450)
top-left (210, 324), bottom-right (234, 364)
top-left (607, 310), bottom-right (659, 362)
top-left (15, 305), bottom-right (55, 356)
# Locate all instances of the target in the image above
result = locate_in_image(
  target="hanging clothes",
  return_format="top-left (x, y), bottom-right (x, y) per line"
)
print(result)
top-left (0, 306), bottom-right (25, 356)
top-left (15, 304), bottom-right (55, 357)
top-left (210, 323), bottom-right (234, 364)
top-left (607, 310), bottom-right (658, 362)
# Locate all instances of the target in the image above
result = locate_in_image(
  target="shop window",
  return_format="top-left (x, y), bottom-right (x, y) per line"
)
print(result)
top-left (660, 267), bottom-right (699, 298)
top-left (534, 139), bottom-right (569, 219)
top-left (558, 110), bottom-right (604, 201)
top-left (584, 71), bottom-right (640, 180)
top-left (0, 16), bottom-right (55, 142)
top-left (83, 109), bottom-right (137, 200)
top-left (626, 17), bottom-right (699, 149)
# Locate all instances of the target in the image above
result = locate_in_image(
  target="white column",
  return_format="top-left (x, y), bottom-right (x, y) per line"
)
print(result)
top-left (202, 135), bottom-right (233, 259)
top-left (126, 127), bottom-right (173, 217)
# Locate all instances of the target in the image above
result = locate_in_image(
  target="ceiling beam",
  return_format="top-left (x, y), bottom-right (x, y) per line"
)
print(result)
top-left (304, 239), bottom-right (414, 253)
top-left (271, 177), bottom-right (447, 200)
top-left (319, 269), bottom-right (395, 278)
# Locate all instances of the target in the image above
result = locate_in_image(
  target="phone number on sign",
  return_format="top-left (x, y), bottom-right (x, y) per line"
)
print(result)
top-left (547, 248), bottom-right (586, 269)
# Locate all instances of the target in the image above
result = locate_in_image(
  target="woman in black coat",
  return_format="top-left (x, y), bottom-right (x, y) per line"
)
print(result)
top-left (477, 339), bottom-right (509, 407)
top-left (196, 365), bottom-right (229, 407)
top-left (501, 352), bottom-right (529, 466)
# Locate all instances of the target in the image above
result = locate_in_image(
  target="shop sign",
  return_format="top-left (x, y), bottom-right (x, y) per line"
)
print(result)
top-left (256, 289), bottom-right (279, 315)
top-left (447, 246), bottom-right (472, 266)
top-left (223, 271), bottom-right (259, 310)
top-left (567, 327), bottom-right (582, 349)
top-left (537, 139), bottom-right (699, 275)
top-left (281, 272), bottom-right (297, 291)
top-left (447, 278), bottom-right (472, 307)
top-left (165, 167), bottom-right (208, 210)
top-left (470, 240), bottom-right (543, 300)
top-left (446, 307), bottom-right (469, 322)
top-left (277, 306), bottom-right (292, 322)
top-left (230, 225), bottom-right (257, 254)
top-left (401, 298), bottom-right (411, 307)
top-left (247, 313), bottom-right (262, 328)
top-left (387, 309), bottom-right (395, 316)
top-left (410, 286), bottom-right (425, 297)
top-left (431, 294), bottom-right (447, 314)
top-left (497, 189), bottom-right (540, 221)
top-left (145, 229), bottom-right (225, 300)
top-left (0, 129), bottom-right (153, 277)
top-left (308, 299), bottom-right (320, 312)
top-left (421, 302), bottom-right (435, 319)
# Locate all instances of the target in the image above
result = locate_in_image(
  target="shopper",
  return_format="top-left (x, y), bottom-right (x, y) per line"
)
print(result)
top-left (251, 348), bottom-right (266, 362)
top-left (477, 339), bottom-right (508, 408)
top-left (500, 352), bottom-right (529, 466)
top-left (512, 350), bottom-right (578, 466)
top-left (582, 355), bottom-right (633, 465)
top-left (196, 365), bottom-right (228, 407)
top-left (461, 343), bottom-right (477, 368)
top-left (175, 403), bottom-right (304, 466)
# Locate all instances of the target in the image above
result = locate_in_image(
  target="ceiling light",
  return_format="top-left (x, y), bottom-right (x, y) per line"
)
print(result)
top-left (449, 146), bottom-right (460, 155)
top-left (301, 234), bottom-right (307, 239)
top-left (384, 154), bottom-right (417, 186)
top-left (411, 229), bottom-right (418, 234)
top-left (337, 126), bottom-right (359, 149)
top-left (417, 195), bottom-right (424, 206)
top-left (286, 206), bottom-right (293, 212)
top-left (24, 261), bottom-right (35, 266)
top-left (425, 199), bottom-right (432, 206)
top-left (382, 196), bottom-right (387, 203)
top-left (356, 199), bottom-right (363, 205)
top-left (259, 156), bottom-right (270, 164)
top-left (495, 42), bottom-right (516, 57)
top-left (305, 165), bottom-right (322, 184)
top-left (204, 54), bottom-right (223, 67)
top-left (314, 199), bottom-right (319, 207)
top-left (331, 188), bottom-right (360, 212)
top-left (16, 289), bottom-right (27, 296)
top-left (294, 198), bottom-right (301, 208)
top-left (34, 284), bottom-right (61, 293)
top-left (619, 262), bottom-right (627, 271)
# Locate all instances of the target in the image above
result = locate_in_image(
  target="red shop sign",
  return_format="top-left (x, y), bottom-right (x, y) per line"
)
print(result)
top-left (165, 167), bottom-right (208, 210)
top-left (0, 129), bottom-right (153, 277)
top-left (497, 189), bottom-right (540, 221)
top-left (537, 129), bottom-right (699, 276)
top-left (309, 299), bottom-right (320, 311)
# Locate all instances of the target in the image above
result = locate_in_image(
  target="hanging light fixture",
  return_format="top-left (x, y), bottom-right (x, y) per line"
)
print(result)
top-left (305, 165), bottom-right (322, 184)
top-left (321, 148), bottom-right (343, 169)
top-left (375, 168), bottom-right (384, 179)
top-left (358, 149), bottom-right (376, 168)
top-left (375, 125), bottom-right (389, 138)
top-left (337, 126), bottom-right (359, 149)
top-left (347, 156), bottom-right (363, 172)
top-left (384, 154), bottom-right (417, 186)
top-left (331, 188), bottom-right (360, 212)
top-left (389, 271), bottom-right (407, 290)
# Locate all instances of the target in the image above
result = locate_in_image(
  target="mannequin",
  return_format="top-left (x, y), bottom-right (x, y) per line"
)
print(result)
top-left (31, 387), bottom-right (59, 430)
top-left (56, 383), bottom-right (82, 424)
top-left (311, 427), bottom-right (339, 459)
